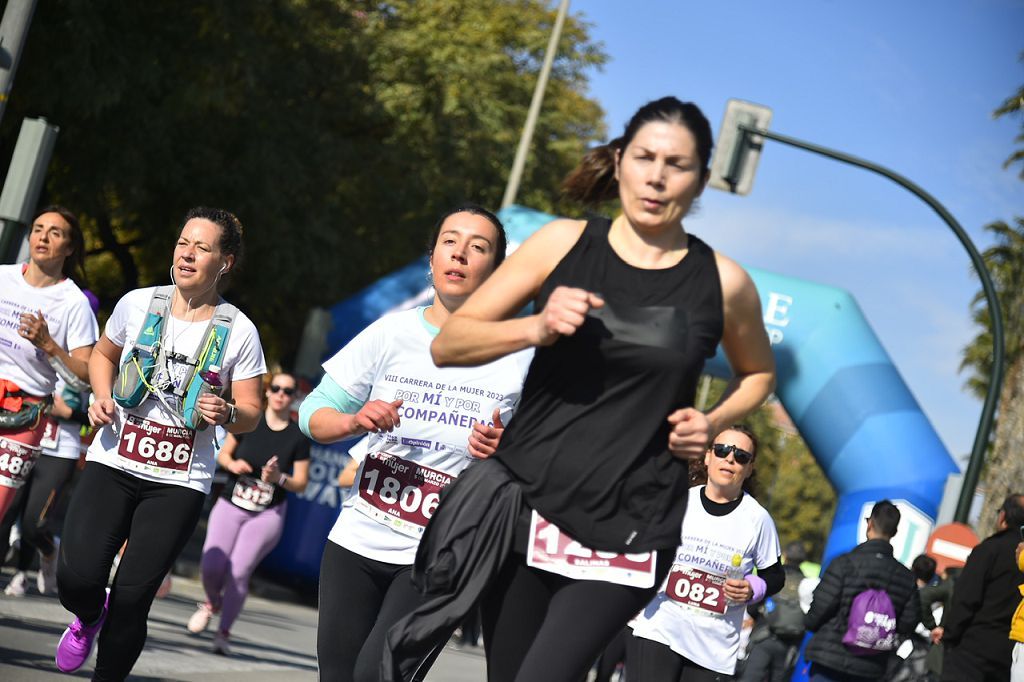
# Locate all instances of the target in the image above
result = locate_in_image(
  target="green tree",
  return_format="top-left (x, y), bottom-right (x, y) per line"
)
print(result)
top-left (961, 71), bottom-right (1024, 537)
top-left (1, 0), bottom-right (606, 363)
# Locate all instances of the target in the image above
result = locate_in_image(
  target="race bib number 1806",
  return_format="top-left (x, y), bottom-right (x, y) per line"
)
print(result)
top-left (526, 512), bottom-right (657, 588)
top-left (354, 452), bottom-right (452, 539)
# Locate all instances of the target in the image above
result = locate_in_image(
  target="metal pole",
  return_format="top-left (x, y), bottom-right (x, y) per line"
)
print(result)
top-left (738, 123), bottom-right (1005, 524)
top-left (501, 0), bottom-right (570, 209)
top-left (0, 0), bottom-right (39, 126)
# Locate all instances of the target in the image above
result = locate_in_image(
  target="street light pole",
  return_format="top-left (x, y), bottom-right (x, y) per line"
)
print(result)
top-left (501, 0), bottom-right (570, 209)
top-left (732, 122), bottom-right (1005, 524)
top-left (0, 0), bottom-right (39, 126)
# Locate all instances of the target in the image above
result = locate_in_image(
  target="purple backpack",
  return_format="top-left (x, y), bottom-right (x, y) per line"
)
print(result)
top-left (842, 584), bottom-right (898, 655)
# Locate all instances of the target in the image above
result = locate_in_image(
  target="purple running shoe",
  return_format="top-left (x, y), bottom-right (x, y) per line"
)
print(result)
top-left (55, 588), bottom-right (109, 672)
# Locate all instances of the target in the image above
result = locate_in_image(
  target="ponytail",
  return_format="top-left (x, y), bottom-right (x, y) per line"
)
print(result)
top-left (561, 138), bottom-right (622, 205)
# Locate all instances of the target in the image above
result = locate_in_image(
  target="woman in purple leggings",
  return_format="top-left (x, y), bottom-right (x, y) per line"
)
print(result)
top-left (186, 371), bottom-right (310, 654)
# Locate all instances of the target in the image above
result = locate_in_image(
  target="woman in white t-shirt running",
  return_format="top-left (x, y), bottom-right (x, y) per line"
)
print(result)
top-left (54, 207), bottom-right (267, 680)
top-left (299, 204), bottom-right (531, 682)
top-left (628, 424), bottom-right (785, 681)
top-left (0, 206), bottom-right (97, 592)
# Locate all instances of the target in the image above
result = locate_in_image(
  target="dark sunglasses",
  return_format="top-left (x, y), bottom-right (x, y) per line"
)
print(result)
top-left (269, 385), bottom-right (295, 396)
top-left (711, 443), bottom-right (754, 465)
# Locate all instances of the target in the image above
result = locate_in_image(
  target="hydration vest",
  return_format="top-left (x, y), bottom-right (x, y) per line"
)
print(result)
top-left (113, 286), bottom-right (237, 430)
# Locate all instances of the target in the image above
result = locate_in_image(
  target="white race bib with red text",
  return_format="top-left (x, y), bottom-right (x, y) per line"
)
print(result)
top-left (526, 511), bottom-right (657, 588)
top-left (231, 475), bottom-right (275, 512)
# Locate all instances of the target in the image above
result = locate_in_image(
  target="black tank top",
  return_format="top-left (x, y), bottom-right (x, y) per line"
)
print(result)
top-left (494, 217), bottom-right (724, 553)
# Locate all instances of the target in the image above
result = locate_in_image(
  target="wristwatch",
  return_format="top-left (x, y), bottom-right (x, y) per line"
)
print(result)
top-left (226, 403), bottom-right (238, 425)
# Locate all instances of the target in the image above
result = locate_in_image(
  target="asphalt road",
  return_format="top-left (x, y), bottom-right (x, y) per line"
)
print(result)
top-left (0, 567), bottom-right (486, 681)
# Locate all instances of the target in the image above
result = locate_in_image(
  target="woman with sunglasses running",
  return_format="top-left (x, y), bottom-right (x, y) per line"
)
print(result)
top-left (186, 371), bottom-right (309, 654)
top-left (627, 425), bottom-right (783, 681)
top-left (300, 204), bottom-right (530, 682)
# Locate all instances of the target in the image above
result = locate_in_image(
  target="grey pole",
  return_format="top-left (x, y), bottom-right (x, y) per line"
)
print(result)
top-left (0, 0), bottom-right (39, 126)
top-left (501, 0), bottom-right (570, 209)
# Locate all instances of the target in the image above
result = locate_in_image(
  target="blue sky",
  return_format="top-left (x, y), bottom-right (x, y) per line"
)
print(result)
top-left (571, 0), bottom-right (1023, 464)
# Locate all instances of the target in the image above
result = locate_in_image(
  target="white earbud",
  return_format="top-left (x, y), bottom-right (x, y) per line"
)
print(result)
top-left (219, 265), bottom-right (227, 274)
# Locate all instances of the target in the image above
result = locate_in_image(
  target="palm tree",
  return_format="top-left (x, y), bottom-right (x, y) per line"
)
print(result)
top-left (960, 66), bottom-right (1024, 537)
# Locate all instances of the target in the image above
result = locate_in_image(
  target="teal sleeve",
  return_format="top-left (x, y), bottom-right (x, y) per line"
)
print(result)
top-left (298, 374), bottom-right (365, 438)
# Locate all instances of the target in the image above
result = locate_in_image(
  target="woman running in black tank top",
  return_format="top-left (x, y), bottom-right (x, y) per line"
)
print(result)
top-left (431, 97), bottom-right (776, 682)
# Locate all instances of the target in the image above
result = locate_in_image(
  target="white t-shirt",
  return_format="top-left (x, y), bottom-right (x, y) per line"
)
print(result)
top-left (630, 487), bottom-right (782, 675)
top-left (325, 307), bottom-right (532, 564)
top-left (40, 377), bottom-right (86, 461)
top-left (0, 264), bottom-right (98, 396)
top-left (86, 287), bottom-right (266, 493)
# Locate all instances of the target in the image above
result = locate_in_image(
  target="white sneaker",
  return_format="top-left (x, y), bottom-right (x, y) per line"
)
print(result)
top-left (37, 540), bottom-right (59, 595)
top-left (4, 571), bottom-right (28, 597)
top-left (186, 602), bottom-right (215, 634)
top-left (212, 631), bottom-right (231, 656)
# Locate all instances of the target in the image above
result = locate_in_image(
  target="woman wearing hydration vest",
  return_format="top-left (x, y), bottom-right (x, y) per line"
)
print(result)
top-left (421, 97), bottom-right (776, 682)
top-left (55, 206), bottom-right (267, 679)
top-left (0, 206), bottom-right (97, 595)
top-left (299, 205), bottom-right (531, 682)
top-left (186, 370), bottom-right (310, 655)
top-left (628, 424), bottom-right (784, 681)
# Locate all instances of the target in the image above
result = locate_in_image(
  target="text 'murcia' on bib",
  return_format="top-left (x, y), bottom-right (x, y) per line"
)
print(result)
top-left (116, 414), bottom-right (195, 482)
top-left (526, 511), bottom-right (657, 588)
top-left (353, 451), bottom-right (452, 539)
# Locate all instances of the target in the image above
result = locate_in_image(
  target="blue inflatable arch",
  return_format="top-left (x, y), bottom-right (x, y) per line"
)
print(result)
top-left (264, 206), bottom-right (957, 580)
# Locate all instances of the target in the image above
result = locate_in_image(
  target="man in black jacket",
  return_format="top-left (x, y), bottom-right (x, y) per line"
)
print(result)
top-left (804, 500), bottom-right (920, 681)
top-left (940, 493), bottom-right (1024, 682)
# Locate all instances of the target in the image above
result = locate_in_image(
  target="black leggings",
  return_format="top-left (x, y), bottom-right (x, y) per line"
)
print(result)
top-left (57, 462), bottom-right (204, 682)
top-left (0, 454), bottom-right (77, 569)
top-left (318, 541), bottom-right (442, 682)
top-left (627, 634), bottom-right (731, 681)
top-left (481, 550), bottom-right (673, 682)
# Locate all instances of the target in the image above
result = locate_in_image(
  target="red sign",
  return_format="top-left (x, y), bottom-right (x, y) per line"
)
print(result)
top-left (925, 522), bottom-right (980, 573)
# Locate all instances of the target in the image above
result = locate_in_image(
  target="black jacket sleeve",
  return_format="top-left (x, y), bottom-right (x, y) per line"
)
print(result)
top-left (917, 581), bottom-right (950, 630)
top-left (942, 542), bottom-right (991, 644)
top-left (805, 554), bottom-right (846, 632)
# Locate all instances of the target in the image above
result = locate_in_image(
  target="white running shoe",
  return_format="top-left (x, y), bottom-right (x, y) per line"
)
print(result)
top-left (4, 571), bottom-right (28, 597)
top-left (212, 631), bottom-right (231, 656)
top-left (37, 540), bottom-right (59, 595)
top-left (187, 602), bottom-right (215, 634)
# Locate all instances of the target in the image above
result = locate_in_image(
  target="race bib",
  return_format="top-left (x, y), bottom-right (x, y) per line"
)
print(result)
top-left (664, 566), bottom-right (728, 615)
top-left (526, 511), bottom-right (657, 588)
top-left (0, 437), bottom-right (40, 489)
top-left (116, 415), bottom-right (195, 481)
top-left (353, 451), bottom-right (452, 539)
top-left (39, 416), bottom-right (60, 450)
top-left (231, 475), bottom-right (275, 512)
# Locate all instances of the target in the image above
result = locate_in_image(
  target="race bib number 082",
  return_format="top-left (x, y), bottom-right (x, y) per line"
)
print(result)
top-left (526, 511), bottom-right (657, 588)
top-left (353, 452), bottom-right (452, 539)
top-left (665, 566), bottom-right (727, 615)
